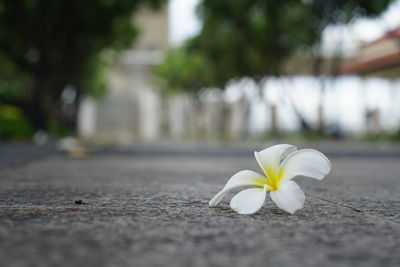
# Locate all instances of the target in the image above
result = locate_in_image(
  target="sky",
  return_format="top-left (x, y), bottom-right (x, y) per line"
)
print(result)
top-left (351, 0), bottom-right (400, 42)
top-left (322, 0), bottom-right (400, 56)
top-left (168, 0), bottom-right (201, 45)
top-left (170, 0), bottom-right (400, 49)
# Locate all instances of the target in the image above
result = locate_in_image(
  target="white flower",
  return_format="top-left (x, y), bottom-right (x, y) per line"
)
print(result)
top-left (209, 144), bottom-right (331, 215)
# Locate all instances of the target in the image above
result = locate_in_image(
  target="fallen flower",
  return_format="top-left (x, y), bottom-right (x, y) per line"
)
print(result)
top-left (209, 144), bottom-right (331, 214)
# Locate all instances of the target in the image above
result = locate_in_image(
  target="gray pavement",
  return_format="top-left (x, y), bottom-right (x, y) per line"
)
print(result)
top-left (0, 142), bottom-right (400, 267)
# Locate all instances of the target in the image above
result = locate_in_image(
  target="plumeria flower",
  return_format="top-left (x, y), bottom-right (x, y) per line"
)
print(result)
top-left (209, 144), bottom-right (331, 214)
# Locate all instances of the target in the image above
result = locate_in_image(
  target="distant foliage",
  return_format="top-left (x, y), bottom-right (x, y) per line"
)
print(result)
top-left (158, 0), bottom-right (392, 92)
top-left (155, 47), bottom-right (216, 94)
top-left (0, 105), bottom-right (33, 139)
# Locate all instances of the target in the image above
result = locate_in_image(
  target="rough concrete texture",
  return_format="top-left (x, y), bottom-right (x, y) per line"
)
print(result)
top-left (0, 142), bottom-right (400, 267)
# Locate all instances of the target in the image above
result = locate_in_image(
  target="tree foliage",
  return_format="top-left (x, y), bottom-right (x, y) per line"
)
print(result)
top-left (188, 0), bottom-right (393, 86)
top-left (155, 47), bottom-right (216, 94)
top-left (0, 0), bottom-right (165, 133)
top-left (154, 0), bottom-right (392, 135)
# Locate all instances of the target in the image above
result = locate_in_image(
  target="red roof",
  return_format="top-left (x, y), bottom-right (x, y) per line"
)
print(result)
top-left (339, 26), bottom-right (400, 75)
top-left (361, 26), bottom-right (400, 49)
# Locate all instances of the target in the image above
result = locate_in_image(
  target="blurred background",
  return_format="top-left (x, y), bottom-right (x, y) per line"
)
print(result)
top-left (0, 0), bottom-right (400, 146)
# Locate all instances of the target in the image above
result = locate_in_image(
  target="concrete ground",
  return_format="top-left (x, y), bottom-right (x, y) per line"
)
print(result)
top-left (0, 141), bottom-right (400, 267)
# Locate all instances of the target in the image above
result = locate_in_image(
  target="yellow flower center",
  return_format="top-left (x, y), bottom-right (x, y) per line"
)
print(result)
top-left (263, 165), bottom-right (285, 191)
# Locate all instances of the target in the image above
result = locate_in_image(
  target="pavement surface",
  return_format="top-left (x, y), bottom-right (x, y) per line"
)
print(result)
top-left (0, 141), bottom-right (400, 267)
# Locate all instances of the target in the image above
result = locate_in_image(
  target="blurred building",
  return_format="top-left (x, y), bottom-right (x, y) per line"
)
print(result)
top-left (283, 50), bottom-right (343, 76)
top-left (81, 6), bottom-right (169, 144)
top-left (339, 26), bottom-right (400, 78)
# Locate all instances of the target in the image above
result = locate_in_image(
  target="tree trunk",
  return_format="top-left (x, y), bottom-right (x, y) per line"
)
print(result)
top-left (69, 89), bottom-right (81, 134)
top-left (280, 76), bottom-right (312, 131)
top-left (30, 0), bottom-right (47, 132)
top-left (31, 75), bottom-right (47, 131)
top-left (313, 52), bottom-right (325, 133)
top-left (255, 78), bottom-right (280, 137)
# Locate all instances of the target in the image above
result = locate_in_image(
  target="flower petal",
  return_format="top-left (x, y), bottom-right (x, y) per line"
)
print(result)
top-left (280, 149), bottom-right (331, 183)
top-left (230, 188), bottom-right (266, 214)
top-left (270, 181), bottom-right (305, 214)
top-left (209, 170), bottom-right (267, 207)
top-left (254, 144), bottom-right (297, 176)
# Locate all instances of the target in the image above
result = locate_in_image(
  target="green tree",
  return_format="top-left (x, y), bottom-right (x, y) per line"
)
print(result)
top-left (192, 0), bottom-right (392, 84)
top-left (0, 0), bottom-right (165, 134)
top-left (187, 0), bottom-right (392, 131)
top-left (155, 47), bottom-right (216, 95)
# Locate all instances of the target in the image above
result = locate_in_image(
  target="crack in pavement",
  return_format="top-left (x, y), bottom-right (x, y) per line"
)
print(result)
top-left (309, 194), bottom-right (400, 226)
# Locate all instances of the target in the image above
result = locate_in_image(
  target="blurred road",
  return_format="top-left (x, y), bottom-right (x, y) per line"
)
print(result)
top-left (0, 142), bottom-right (399, 267)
